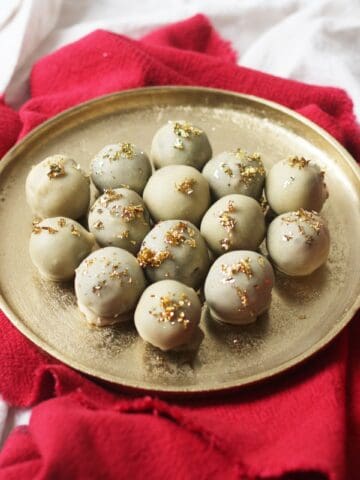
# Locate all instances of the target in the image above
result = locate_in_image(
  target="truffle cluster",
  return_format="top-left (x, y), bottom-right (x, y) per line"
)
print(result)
top-left (26, 122), bottom-right (330, 352)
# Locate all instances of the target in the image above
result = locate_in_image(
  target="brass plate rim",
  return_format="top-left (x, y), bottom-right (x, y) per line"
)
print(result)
top-left (0, 85), bottom-right (359, 394)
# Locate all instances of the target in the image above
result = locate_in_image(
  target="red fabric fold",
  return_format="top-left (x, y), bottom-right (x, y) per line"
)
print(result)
top-left (0, 14), bottom-right (359, 480)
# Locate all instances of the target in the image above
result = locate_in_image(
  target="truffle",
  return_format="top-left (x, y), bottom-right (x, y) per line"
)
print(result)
top-left (29, 217), bottom-right (95, 281)
top-left (150, 120), bottom-right (212, 170)
top-left (75, 247), bottom-right (146, 326)
top-left (89, 188), bottom-right (151, 254)
top-left (143, 165), bottom-right (210, 225)
top-left (200, 194), bottom-right (266, 256)
top-left (202, 149), bottom-right (265, 200)
top-left (134, 280), bottom-right (202, 351)
top-left (26, 155), bottom-right (90, 219)
top-left (204, 250), bottom-right (274, 325)
top-left (137, 220), bottom-right (210, 289)
top-left (266, 209), bottom-right (330, 276)
top-left (265, 156), bottom-right (328, 214)
top-left (90, 142), bottom-right (151, 194)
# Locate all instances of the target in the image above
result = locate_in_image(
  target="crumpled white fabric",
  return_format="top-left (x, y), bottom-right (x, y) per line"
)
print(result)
top-left (0, 0), bottom-right (359, 449)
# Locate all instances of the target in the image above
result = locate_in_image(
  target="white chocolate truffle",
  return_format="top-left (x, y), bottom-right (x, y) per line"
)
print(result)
top-left (137, 220), bottom-right (210, 289)
top-left (265, 156), bottom-right (328, 214)
top-left (26, 155), bottom-right (90, 220)
top-left (90, 143), bottom-right (151, 194)
top-left (151, 120), bottom-right (212, 170)
top-left (202, 149), bottom-right (265, 200)
top-left (89, 188), bottom-right (151, 254)
top-left (200, 194), bottom-right (266, 256)
top-left (134, 280), bottom-right (202, 351)
top-left (29, 217), bottom-right (95, 281)
top-left (75, 247), bottom-right (146, 326)
top-left (143, 165), bottom-right (210, 226)
top-left (266, 209), bottom-right (330, 276)
top-left (205, 251), bottom-right (274, 325)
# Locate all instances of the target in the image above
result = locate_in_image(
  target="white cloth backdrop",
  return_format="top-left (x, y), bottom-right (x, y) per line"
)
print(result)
top-left (0, 0), bottom-right (359, 449)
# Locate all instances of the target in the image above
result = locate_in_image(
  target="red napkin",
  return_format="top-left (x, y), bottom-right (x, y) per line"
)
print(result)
top-left (0, 15), bottom-right (359, 480)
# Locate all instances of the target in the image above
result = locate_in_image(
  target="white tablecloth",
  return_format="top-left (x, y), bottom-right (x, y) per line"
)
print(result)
top-left (1, 0), bottom-right (359, 449)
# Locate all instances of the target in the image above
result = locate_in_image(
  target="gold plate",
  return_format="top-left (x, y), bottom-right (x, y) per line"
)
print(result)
top-left (0, 87), bottom-right (359, 395)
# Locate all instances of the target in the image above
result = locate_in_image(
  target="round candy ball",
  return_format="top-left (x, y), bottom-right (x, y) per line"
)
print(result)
top-left (202, 149), bottom-right (265, 200)
top-left (75, 247), bottom-right (146, 326)
top-left (205, 250), bottom-right (275, 325)
top-left (150, 120), bottom-right (212, 170)
top-left (29, 217), bottom-right (95, 281)
top-left (266, 209), bottom-right (330, 276)
top-left (89, 188), bottom-right (151, 254)
top-left (137, 220), bottom-right (210, 289)
top-left (26, 155), bottom-right (90, 220)
top-left (143, 165), bottom-right (210, 226)
top-left (265, 156), bottom-right (328, 214)
top-left (200, 194), bottom-right (266, 256)
top-left (90, 142), bottom-right (151, 194)
top-left (135, 280), bottom-right (202, 351)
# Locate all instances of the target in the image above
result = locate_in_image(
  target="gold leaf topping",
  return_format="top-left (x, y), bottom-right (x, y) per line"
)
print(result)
top-left (283, 234), bottom-right (293, 241)
top-left (71, 224), bottom-right (81, 237)
top-left (100, 189), bottom-right (123, 206)
top-left (219, 200), bottom-right (237, 232)
top-left (287, 156), bottom-right (310, 169)
top-left (164, 222), bottom-right (196, 248)
top-left (235, 287), bottom-right (249, 307)
top-left (238, 164), bottom-right (265, 186)
top-left (117, 230), bottom-right (129, 239)
top-left (93, 220), bottom-right (104, 230)
top-left (175, 178), bottom-right (197, 195)
top-left (92, 280), bottom-right (106, 295)
top-left (104, 143), bottom-right (135, 160)
top-left (57, 218), bottom-right (67, 227)
top-left (173, 138), bottom-right (184, 150)
top-left (121, 204), bottom-right (144, 222)
top-left (257, 256), bottom-right (265, 267)
top-left (137, 247), bottom-right (170, 268)
top-left (283, 208), bottom-right (322, 235)
top-left (220, 163), bottom-right (233, 177)
top-left (150, 293), bottom-right (191, 329)
top-left (220, 237), bottom-right (231, 251)
top-left (282, 209), bottom-right (323, 247)
top-left (173, 121), bottom-right (202, 138)
top-left (47, 162), bottom-right (66, 179)
top-left (221, 257), bottom-right (253, 281)
top-left (32, 224), bottom-right (58, 235)
top-left (109, 265), bottom-right (131, 283)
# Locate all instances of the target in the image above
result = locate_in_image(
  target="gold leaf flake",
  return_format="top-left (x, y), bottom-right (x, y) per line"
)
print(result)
top-left (47, 162), bottom-right (66, 179)
top-left (137, 247), bottom-right (170, 268)
top-left (175, 178), bottom-right (197, 195)
top-left (287, 156), bottom-right (310, 169)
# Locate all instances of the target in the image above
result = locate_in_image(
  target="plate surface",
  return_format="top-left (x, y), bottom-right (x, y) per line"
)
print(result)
top-left (0, 87), bottom-right (359, 394)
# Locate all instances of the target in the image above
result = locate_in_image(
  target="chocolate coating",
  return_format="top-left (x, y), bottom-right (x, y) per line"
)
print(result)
top-left (202, 149), bottom-right (265, 200)
top-left (200, 194), bottom-right (265, 256)
top-left (150, 120), bottom-right (212, 170)
top-left (137, 220), bottom-right (210, 289)
top-left (26, 155), bottom-right (90, 220)
top-left (91, 143), bottom-right (151, 194)
top-left (135, 280), bottom-right (201, 351)
top-left (265, 156), bottom-right (328, 214)
top-left (143, 165), bottom-right (210, 226)
top-left (204, 250), bottom-right (274, 325)
top-left (29, 217), bottom-right (95, 281)
top-left (75, 247), bottom-right (146, 326)
top-left (89, 188), bottom-right (151, 254)
top-left (266, 209), bottom-right (330, 276)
